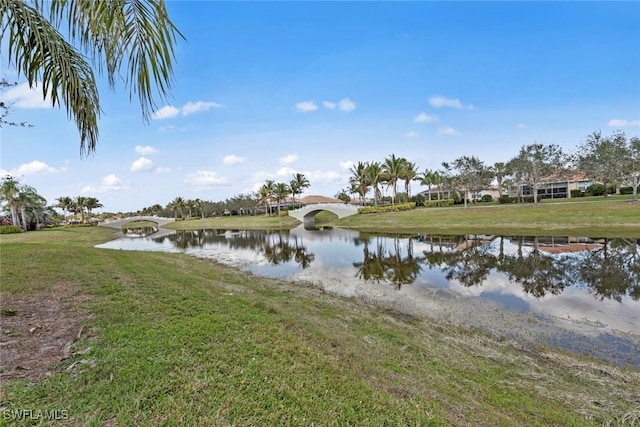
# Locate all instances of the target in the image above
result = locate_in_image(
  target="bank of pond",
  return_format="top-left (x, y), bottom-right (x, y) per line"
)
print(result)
top-left (101, 226), bottom-right (640, 368)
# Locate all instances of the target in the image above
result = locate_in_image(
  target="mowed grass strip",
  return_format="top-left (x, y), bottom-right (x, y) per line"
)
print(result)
top-left (1, 228), bottom-right (638, 426)
top-left (336, 198), bottom-right (640, 236)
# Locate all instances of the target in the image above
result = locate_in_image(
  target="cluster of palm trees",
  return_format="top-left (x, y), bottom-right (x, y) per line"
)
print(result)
top-left (345, 155), bottom-right (446, 205)
top-left (165, 197), bottom-right (205, 219)
top-left (257, 173), bottom-right (310, 216)
top-left (55, 196), bottom-right (103, 224)
top-left (1, 176), bottom-right (49, 231)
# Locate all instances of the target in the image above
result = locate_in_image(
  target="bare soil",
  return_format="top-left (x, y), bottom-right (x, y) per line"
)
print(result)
top-left (0, 283), bottom-right (92, 386)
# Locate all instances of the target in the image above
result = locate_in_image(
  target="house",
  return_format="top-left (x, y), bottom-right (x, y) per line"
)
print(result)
top-left (511, 172), bottom-right (594, 199)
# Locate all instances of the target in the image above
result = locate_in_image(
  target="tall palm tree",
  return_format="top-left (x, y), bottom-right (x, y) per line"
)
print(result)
top-left (383, 154), bottom-right (404, 204)
top-left (418, 169), bottom-right (435, 201)
top-left (349, 161), bottom-right (370, 204)
top-left (290, 173), bottom-right (310, 207)
top-left (74, 196), bottom-right (88, 223)
top-left (257, 184), bottom-right (272, 217)
top-left (56, 196), bottom-right (74, 223)
top-left (366, 162), bottom-right (384, 205)
top-left (16, 185), bottom-right (47, 231)
top-left (84, 197), bottom-right (103, 223)
top-left (400, 160), bottom-right (419, 198)
top-left (167, 197), bottom-right (185, 219)
top-left (274, 182), bottom-right (290, 214)
top-left (1, 0), bottom-right (183, 156)
top-left (0, 176), bottom-right (21, 226)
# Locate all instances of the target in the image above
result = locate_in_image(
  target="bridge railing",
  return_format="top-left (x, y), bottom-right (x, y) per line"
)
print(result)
top-left (290, 203), bottom-right (358, 212)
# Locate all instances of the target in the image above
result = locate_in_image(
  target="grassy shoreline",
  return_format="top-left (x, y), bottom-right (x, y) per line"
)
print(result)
top-left (161, 197), bottom-right (640, 237)
top-left (1, 227), bottom-right (639, 425)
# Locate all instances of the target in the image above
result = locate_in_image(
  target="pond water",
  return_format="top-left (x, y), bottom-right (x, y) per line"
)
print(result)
top-left (97, 226), bottom-right (640, 368)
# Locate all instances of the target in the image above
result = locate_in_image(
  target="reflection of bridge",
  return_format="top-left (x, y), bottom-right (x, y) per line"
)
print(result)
top-left (288, 203), bottom-right (358, 229)
top-left (99, 216), bottom-right (175, 229)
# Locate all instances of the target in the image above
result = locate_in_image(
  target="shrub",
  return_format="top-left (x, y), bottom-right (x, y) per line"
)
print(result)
top-left (0, 225), bottom-right (24, 234)
top-left (278, 210), bottom-right (289, 217)
top-left (481, 194), bottom-right (493, 203)
top-left (570, 189), bottom-right (583, 198)
top-left (619, 186), bottom-right (633, 195)
top-left (498, 196), bottom-right (535, 204)
top-left (423, 199), bottom-right (454, 208)
top-left (358, 202), bottom-right (416, 214)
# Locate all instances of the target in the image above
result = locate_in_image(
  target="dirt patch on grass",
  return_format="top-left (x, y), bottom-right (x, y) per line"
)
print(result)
top-left (0, 282), bottom-right (92, 383)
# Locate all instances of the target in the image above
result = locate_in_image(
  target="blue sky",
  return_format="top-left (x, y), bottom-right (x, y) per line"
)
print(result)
top-left (2, 1), bottom-right (639, 213)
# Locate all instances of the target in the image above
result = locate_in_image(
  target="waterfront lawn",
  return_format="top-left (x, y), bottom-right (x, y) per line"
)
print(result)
top-left (1, 229), bottom-right (638, 426)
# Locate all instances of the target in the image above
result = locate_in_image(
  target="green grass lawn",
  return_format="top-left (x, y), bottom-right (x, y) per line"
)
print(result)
top-left (336, 197), bottom-right (640, 237)
top-left (158, 197), bottom-right (640, 237)
top-left (1, 227), bottom-right (638, 426)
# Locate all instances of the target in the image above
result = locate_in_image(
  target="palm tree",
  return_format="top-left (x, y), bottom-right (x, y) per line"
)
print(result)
top-left (167, 197), bottom-right (185, 219)
top-left (418, 169), bottom-right (435, 201)
top-left (84, 197), bottom-right (103, 223)
top-left (56, 196), bottom-right (74, 223)
top-left (257, 184), bottom-right (272, 217)
top-left (383, 154), bottom-right (404, 204)
top-left (274, 182), bottom-right (290, 214)
top-left (15, 185), bottom-right (47, 231)
top-left (0, 175), bottom-right (21, 226)
top-left (349, 161), bottom-right (370, 204)
top-left (400, 160), bottom-right (419, 198)
top-left (73, 196), bottom-right (88, 223)
top-left (1, 0), bottom-right (183, 156)
top-left (289, 173), bottom-right (310, 207)
top-left (366, 162), bottom-right (384, 205)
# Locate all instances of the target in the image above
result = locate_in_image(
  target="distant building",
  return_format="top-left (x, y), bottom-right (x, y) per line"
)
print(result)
top-left (510, 173), bottom-right (594, 199)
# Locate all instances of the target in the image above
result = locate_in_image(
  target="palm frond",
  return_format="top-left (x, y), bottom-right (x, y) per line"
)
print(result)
top-left (1, 0), bottom-right (100, 156)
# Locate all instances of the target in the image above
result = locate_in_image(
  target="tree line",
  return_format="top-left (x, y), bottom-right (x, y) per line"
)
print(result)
top-left (341, 131), bottom-right (640, 207)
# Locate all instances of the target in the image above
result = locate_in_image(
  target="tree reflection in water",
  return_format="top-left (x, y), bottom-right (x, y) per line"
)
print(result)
top-left (353, 234), bottom-right (421, 289)
top-left (154, 229), bottom-right (315, 270)
top-left (420, 235), bottom-right (639, 301)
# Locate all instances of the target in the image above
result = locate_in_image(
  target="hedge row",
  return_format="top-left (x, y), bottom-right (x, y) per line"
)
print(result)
top-left (358, 202), bottom-right (416, 214)
top-left (423, 199), bottom-right (455, 208)
top-left (498, 196), bottom-right (535, 204)
top-left (0, 225), bottom-right (24, 234)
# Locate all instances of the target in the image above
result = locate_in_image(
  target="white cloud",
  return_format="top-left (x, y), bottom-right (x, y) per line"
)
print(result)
top-left (154, 167), bottom-right (171, 174)
top-left (428, 96), bottom-right (474, 110)
top-left (295, 101), bottom-right (318, 113)
top-left (405, 131), bottom-right (419, 138)
top-left (152, 101), bottom-right (225, 120)
top-left (339, 160), bottom-right (355, 170)
top-left (439, 126), bottom-right (460, 136)
top-left (81, 174), bottom-right (128, 194)
top-left (0, 82), bottom-right (52, 109)
top-left (181, 101), bottom-right (226, 116)
top-left (135, 145), bottom-right (158, 156)
top-left (516, 123), bottom-right (527, 129)
top-left (608, 119), bottom-right (640, 127)
top-left (11, 160), bottom-right (65, 176)
top-left (184, 170), bottom-right (229, 187)
top-left (223, 154), bottom-right (247, 165)
top-left (323, 101), bottom-right (337, 110)
top-left (130, 157), bottom-right (154, 172)
top-left (279, 154), bottom-right (299, 165)
top-left (276, 167), bottom-right (297, 177)
top-left (338, 98), bottom-right (356, 112)
top-left (152, 105), bottom-right (180, 120)
top-left (414, 112), bottom-right (438, 123)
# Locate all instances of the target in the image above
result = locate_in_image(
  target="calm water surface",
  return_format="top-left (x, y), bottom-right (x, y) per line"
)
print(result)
top-left (97, 226), bottom-right (640, 368)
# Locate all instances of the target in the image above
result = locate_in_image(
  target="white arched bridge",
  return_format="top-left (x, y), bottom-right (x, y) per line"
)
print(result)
top-left (99, 216), bottom-right (175, 229)
top-left (288, 203), bottom-right (359, 228)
